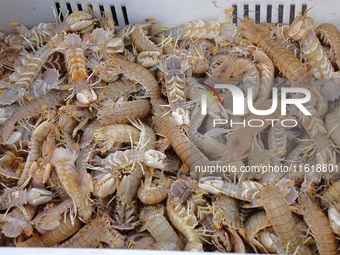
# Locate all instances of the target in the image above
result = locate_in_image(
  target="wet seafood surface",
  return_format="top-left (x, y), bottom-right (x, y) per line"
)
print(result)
top-left (0, 7), bottom-right (339, 254)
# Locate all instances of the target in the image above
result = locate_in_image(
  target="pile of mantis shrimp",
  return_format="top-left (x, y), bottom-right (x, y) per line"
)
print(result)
top-left (0, 6), bottom-right (340, 254)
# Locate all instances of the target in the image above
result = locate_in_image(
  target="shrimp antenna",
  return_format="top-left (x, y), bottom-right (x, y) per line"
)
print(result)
top-left (51, 6), bottom-right (60, 24)
top-left (86, 4), bottom-right (96, 17)
top-left (237, 15), bottom-right (247, 24)
top-left (301, 3), bottom-right (316, 16)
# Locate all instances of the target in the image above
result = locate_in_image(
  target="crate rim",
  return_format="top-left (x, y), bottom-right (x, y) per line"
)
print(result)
top-left (0, 0), bottom-right (340, 32)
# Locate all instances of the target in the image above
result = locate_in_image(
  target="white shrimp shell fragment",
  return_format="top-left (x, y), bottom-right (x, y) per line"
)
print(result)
top-left (76, 88), bottom-right (98, 104)
top-left (50, 147), bottom-right (78, 165)
top-left (143, 150), bottom-right (167, 169)
top-left (5, 131), bottom-right (21, 145)
top-left (328, 205), bottom-right (340, 235)
top-left (0, 81), bottom-right (25, 105)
